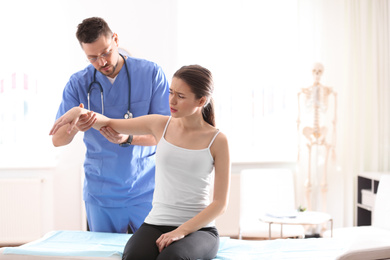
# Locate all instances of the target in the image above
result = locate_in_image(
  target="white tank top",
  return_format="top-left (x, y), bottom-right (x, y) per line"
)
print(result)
top-left (144, 117), bottom-right (220, 227)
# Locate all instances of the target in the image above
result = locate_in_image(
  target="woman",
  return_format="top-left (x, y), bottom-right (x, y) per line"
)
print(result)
top-left (50, 65), bottom-right (230, 260)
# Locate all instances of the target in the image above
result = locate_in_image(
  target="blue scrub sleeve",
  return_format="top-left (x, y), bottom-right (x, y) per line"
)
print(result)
top-left (149, 65), bottom-right (171, 116)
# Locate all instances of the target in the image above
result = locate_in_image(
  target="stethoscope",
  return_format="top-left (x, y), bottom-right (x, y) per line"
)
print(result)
top-left (87, 53), bottom-right (133, 119)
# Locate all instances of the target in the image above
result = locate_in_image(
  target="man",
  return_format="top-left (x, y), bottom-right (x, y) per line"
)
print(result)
top-left (52, 17), bottom-right (170, 233)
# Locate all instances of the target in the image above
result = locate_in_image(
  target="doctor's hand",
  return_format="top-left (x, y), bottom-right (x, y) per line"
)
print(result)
top-left (156, 229), bottom-right (185, 253)
top-left (49, 106), bottom-right (95, 135)
top-left (75, 104), bottom-right (96, 132)
top-left (99, 126), bottom-right (129, 144)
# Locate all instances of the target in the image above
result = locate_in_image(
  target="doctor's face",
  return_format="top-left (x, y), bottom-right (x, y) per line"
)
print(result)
top-left (82, 34), bottom-right (120, 78)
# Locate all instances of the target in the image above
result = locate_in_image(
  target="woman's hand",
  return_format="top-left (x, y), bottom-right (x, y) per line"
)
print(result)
top-left (49, 105), bottom-right (95, 135)
top-left (156, 229), bottom-right (185, 252)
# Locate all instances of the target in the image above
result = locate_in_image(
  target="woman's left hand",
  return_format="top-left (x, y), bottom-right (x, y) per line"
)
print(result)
top-left (156, 229), bottom-right (185, 252)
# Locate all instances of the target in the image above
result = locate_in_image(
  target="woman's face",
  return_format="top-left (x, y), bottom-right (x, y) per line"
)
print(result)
top-left (169, 77), bottom-right (204, 117)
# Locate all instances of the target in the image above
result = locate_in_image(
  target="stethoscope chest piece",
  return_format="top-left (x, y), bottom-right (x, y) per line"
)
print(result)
top-left (124, 111), bottom-right (133, 119)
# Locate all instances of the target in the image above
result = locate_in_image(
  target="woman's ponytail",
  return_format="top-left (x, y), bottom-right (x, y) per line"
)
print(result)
top-left (202, 98), bottom-right (215, 127)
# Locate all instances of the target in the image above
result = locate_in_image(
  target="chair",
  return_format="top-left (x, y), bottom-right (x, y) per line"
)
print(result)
top-left (239, 168), bottom-right (305, 239)
top-left (323, 174), bottom-right (390, 240)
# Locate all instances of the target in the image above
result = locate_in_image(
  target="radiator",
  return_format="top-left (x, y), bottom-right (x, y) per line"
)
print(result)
top-left (0, 178), bottom-right (43, 245)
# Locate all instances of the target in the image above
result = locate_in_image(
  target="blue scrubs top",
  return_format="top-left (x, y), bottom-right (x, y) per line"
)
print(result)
top-left (56, 56), bottom-right (170, 207)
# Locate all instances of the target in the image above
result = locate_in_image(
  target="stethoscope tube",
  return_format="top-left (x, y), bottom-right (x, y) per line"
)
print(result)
top-left (87, 69), bottom-right (104, 115)
top-left (87, 54), bottom-right (132, 119)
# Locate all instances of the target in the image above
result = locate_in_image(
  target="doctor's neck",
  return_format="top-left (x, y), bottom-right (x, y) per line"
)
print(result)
top-left (105, 53), bottom-right (124, 79)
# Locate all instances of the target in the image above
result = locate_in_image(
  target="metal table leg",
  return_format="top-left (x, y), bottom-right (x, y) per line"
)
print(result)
top-left (268, 222), bottom-right (272, 240)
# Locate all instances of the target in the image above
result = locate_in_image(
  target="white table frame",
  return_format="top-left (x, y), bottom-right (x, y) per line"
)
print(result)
top-left (259, 211), bottom-right (333, 239)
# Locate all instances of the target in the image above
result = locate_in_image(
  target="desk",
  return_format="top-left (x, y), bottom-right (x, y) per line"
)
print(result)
top-left (259, 211), bottom-right (333, 239)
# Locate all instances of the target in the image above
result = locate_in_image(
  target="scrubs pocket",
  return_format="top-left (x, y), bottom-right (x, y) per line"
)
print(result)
top-left (130, 101), bottom-right (150, 117)
top-left (104, 101), bottom-right (150, 119)
top-left (138, 153), bottom-right (156, 171)
top-left (84, 157), bottom-right (102, 176)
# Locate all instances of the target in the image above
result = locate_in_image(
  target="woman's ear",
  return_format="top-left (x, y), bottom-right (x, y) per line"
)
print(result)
top-left (198, 96), bottom-right (207, 107)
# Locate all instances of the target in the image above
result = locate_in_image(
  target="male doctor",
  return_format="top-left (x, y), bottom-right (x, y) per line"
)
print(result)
top-left (52, 17), bottom-right (170, 233)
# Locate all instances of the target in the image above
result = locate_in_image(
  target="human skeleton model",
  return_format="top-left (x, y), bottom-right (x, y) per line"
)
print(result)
top-left (297, 63), bottom-right (337, 213)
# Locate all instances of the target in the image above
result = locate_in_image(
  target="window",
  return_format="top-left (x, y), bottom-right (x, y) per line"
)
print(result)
top-left (0, 72), bottom-right (57, 167)
top-left (0, 1), bottom-right (81, 168)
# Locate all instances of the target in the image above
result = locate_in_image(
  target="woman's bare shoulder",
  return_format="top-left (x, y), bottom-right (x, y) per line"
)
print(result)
top-left (211, 130), bottom-right (229, 152)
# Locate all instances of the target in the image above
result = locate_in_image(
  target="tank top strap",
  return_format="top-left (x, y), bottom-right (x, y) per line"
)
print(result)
top-left (208, 129), bottom-right (220, 149)
top-left (162, 116), bottom-right (172, 137)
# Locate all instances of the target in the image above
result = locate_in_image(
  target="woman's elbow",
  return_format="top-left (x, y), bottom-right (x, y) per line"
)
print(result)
top-left (52, 137), bottom-right (63, 147)
top-left (215, 199), bottom-right (229, 216)
top-left (221, 202), bottom-right (229, 215)
top-left (52, 135), bottom-right (72, 147)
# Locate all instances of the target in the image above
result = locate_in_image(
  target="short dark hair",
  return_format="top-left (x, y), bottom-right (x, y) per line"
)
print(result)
top-left (76, 17), bottom-right (112, 45)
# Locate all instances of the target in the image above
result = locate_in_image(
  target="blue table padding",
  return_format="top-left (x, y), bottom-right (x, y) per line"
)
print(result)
top-left (3, 230), bottom-right (131, 257)
top-left (3, 230), bottom-right (347, 259)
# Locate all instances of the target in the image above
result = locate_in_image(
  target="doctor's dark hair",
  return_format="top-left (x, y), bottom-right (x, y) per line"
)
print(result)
top-left (76, 17), bottom-right (112, 45)
top-left (173, 65), bottom-right (215, 127)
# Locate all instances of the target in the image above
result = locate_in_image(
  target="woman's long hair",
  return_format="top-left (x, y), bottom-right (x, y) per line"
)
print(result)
top-left (173, 65), bottom-right (215, 126)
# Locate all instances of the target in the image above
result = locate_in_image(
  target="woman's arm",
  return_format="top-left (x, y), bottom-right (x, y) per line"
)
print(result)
top-left (49, 106), bottom-right (167, 140)
top-left (155, 132), bottom-right (230, 252)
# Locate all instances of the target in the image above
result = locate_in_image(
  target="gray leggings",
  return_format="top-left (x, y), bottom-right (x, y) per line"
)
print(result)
top-left (122, 223), bottom-right (219, 260)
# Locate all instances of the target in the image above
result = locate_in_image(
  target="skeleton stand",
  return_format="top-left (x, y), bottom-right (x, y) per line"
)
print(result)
top-left (297, 63), bottom-right (337, 214)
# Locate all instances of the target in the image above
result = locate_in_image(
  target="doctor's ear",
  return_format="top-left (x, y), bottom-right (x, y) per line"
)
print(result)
top-left (112, 33), bottom-right (119, 45)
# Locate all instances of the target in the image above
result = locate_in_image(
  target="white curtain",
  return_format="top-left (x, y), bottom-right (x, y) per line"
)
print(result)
top-left (342, 0), bottom-right (390, 174)
top-left (298, 0), bottom-right (390, 226)
top-left (342, 0), bottom-right (390, 225)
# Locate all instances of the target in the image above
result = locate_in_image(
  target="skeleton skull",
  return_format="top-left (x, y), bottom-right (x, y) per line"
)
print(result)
top-left (312, 63), bottom-right (324, 84)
